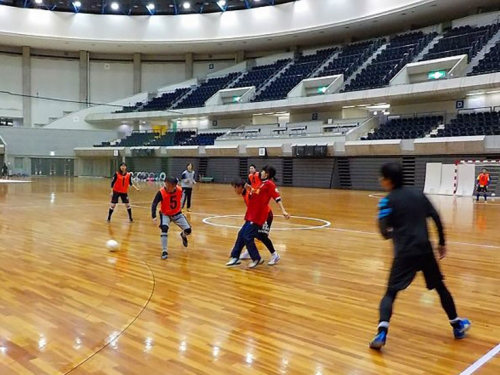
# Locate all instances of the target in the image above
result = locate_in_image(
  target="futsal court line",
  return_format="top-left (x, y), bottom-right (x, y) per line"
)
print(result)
top-left (459, 343), bottom-right (500, 375)
top-left (129, 204), bottom-right (500, 250)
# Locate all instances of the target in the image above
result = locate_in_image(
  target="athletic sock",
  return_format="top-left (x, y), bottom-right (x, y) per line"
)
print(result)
top-left (377, 321), bottom-right (389, 334)
top-left (127, 208), bottom-right (133, 220)
top-left (161, 234), bottom-right (168, 251)
top-left (449, 317), bottom-right (461, 328)
top-left (108, 208), bottom-right (114, 220)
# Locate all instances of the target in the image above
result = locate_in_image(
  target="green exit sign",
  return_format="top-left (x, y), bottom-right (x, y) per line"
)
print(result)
top-left (232, 96), bottom-right (241, 103)
top-left (317, 86), bottom-right (328, 94)
top-left (428, 70), bottom-right (447, 80)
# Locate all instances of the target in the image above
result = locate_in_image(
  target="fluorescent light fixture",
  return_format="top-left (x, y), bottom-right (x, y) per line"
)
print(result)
top-left (217, 0), bottom-right (226, 6)
top-left (110, 2), bottom-right (119, 10)
top-left (183, 1), bottom-right (191, 9)
top-left (486, 90), bottom-right (500, 94)
top-left (35, 0), bottom-right (43, 4)
top-left (73, 0), bottom-right (81, 7)
top-left (342, 105), bottom-right (356, 109)
top-left (367, 104), bottom-right (390, 110)
top-left (146, 3), bottom-right (155, 10)
top-left (466, 91), bottom-right (485, 96)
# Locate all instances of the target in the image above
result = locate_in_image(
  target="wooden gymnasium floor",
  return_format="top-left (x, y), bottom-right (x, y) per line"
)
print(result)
top-left (0, 177), bottom-right (499, 375)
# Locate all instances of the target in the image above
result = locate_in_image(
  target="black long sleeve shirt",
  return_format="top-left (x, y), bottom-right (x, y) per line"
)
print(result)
top-left (151, 191), bottom-right (163, 219)
top-left (378, 187), bottom-right (445, 258)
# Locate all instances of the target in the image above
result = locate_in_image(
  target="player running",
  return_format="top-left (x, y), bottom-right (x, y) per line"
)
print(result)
top-left (231, 178), bottom-right (281, 265)
top-left (226, 166), bottom-right (290, 269)
top-left (369, 162), bottom-right (470, 350)
top-left (151, 177), bottom-right (192, 260)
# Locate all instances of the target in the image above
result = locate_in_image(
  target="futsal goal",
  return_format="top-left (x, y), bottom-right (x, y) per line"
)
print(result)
top-left (424, 160), bottom-right (500, 197)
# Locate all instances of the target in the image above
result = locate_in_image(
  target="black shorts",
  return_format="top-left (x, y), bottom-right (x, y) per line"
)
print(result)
top-left (477, 186), bottom-right (488, 193)
top-left (111, 192), bottom-right (129, 204)
top-left (387, 253), bottom-right (443, 292)
top-left (259, 211), bottom-right (274, 236)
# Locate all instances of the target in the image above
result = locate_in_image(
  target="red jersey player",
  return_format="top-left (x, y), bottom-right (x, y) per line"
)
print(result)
top-left (107, 162), bottom-right (140, 223)
top-left (231, 178), bottom-right (281, 265)
top-left (226, 166), bottom-right (290, 269)
top-left (151, 177), bottom-right (192, 259)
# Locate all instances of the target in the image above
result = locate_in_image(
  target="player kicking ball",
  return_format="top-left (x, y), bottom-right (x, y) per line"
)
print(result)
top-left (231, 179), bottom-right (281, 265)
top-left (369, 162), bottom-right (470, 350)
top-left (226, 166), bottom-right (290, 269)
top-left (151, 177), bottom-right (192, 260)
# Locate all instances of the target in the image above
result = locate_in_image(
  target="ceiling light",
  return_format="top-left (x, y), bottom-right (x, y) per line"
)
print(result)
top-left (217, 0), bottom-right (226, 6)
top-left (182, 1), bottom-right (190, 9)
top-left (146, 3), bottom-right (155, 10)
top-left (110, 2), bottom-right (119, 10)
top-left (73, 1), bottom-right (81, 7)
top-left (35, 0), bottom-right (43, 4)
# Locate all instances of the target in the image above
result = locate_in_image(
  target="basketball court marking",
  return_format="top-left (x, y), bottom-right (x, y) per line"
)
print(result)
top-left (202, 214), bottom-right (331, 231)
top-left (459, 343), bottom-right (500, 375)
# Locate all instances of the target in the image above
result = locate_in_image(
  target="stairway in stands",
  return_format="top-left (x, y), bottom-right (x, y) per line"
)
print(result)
top-left (239, 158), bottom-right (248, 180)
top-left (199, 158), bottom-right (209, 178)
top-left (161, 158), bottom-right (170, 175)
top-left (282, 158), bottom-right (294, 186)
top-left (337, 158), bottom-right (352, 189)
top-left (402, 157), bottom-right (416, 186)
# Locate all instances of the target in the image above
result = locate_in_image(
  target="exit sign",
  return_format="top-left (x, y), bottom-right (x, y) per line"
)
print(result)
top-left (317, 86), bottom-right (328, 94)
top-left (428, 70), bottom-right (447, 80)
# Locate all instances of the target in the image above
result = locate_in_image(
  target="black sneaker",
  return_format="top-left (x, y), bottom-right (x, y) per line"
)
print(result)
top-left (129, 218), bottom-right (134, 223)
top-left (161, 250), bottom-right (169, 259)
top-left (180, 233), bottom-right (188, 247)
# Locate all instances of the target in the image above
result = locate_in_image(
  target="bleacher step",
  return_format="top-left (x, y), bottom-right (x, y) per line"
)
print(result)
top-left (342, 40), bottom-right (387, 89)
top-left (465, 27), bottom-right (500, 75)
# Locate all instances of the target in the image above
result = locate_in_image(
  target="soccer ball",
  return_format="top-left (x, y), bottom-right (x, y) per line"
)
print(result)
top-left (492, 193), bottom-right (496, 197)
top-left (106, 240), bottom-right (119, 252)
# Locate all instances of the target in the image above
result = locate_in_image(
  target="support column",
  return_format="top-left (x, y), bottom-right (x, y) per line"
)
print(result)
top-left (22, 46), bottom-right (31, 127)
top-left (185, 53), bottom-right (193, 80)
top-left (236, 50), bottom-right (245, 64)
top-left (133, 53), bottom-right (142, 94)
top-left (79, 51), bottom-right (89, 108)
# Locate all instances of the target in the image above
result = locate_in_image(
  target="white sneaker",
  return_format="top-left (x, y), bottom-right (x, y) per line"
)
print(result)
top-left (225, 258), bottom-right (241, 267)
top-left (239, 250), bottom-right (251, 260)
top-left (248, 259), bottom-right (265, 269)
top-left (268, 253), bottom-right (281, 266)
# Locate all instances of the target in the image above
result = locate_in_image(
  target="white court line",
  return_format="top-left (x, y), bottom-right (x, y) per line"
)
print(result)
top-left (459, 343), bottom-right (500, 375)
top-left (368, 193), bottom-right (385, 199)
top-left (0, 180), bottom-right (32, 184)
top-left (202, 214), bottom-right (331, 231)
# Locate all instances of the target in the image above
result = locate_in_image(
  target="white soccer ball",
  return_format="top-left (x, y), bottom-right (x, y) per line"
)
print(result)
top-left (106, 240), bottom-right (119, 252)
top-left (492, 193), bottom-right (496, 197)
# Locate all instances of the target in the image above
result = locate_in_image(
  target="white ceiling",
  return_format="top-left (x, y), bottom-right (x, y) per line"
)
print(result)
top-left (0, 0), bottom-right (497, 54)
